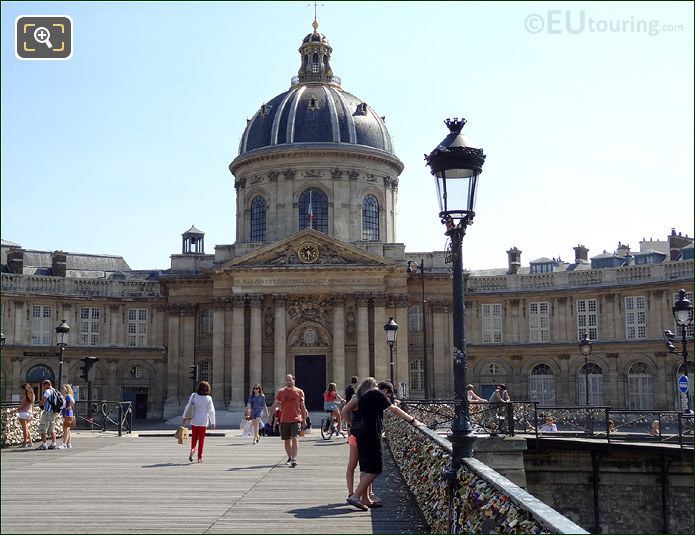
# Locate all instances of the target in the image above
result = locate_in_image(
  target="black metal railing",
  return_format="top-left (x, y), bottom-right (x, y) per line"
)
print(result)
top-left (399, 399), bottom-right (694, 449)
top-left (74, 401), bottom-right (133, 435)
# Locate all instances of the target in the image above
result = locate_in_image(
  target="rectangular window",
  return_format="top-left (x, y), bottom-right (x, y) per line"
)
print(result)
top-left (625, 296), bottom-right (647, 340)
top-left (674, 291), bottom-right (694, 338)
top-left (482, 303), bottom-right (502, 343)
top-left (127, 308), bottom-right (148, 347)
top-left (408, 305), bottom-right (423, 332)
top-left (576, 299), bottom-right (598, 340)
top-left (80, 307), bottom-right (101, 346)
top-left (529, 302), bottom-right (550, 342)
top-left (200, 309), bottom-right (213, 335)
top-left (31, 305), bottom-right (53, 345)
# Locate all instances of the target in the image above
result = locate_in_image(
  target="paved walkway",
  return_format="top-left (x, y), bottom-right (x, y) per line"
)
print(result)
top-left (1, 430), bottom-right (427, 534)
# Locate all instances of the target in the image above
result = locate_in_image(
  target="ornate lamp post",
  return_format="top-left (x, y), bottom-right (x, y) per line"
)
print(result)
top-left (55, 320), bottom-right (70, 390)
top-left (579, 333), bottom-right (593, 406)
top-left (425, 117), bottom-right (486, 467)
top-left (666, 289), bottom-right (693, 414)
top-left (384, 317), bottom-right (398, 386)
top-left (407, 259), bottom-right (430, 398)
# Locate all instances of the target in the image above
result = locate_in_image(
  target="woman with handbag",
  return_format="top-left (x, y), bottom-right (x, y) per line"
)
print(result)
top-left (344, 379), bottom-right (422, 511)
top-left (182, 381), bottom-right (216, 463)
top-left (17, 383), bottom-right (35, 448)
top-left (246, 384), bottom-right (268, 445)
top-left (59, 384), bottom-right (76, 449)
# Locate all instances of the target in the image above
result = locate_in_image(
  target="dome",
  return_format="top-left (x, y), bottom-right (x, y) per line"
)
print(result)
top-left (236, 21), bottom-right (395, 156)
top-left (238, 87), bottom-right (394, 155)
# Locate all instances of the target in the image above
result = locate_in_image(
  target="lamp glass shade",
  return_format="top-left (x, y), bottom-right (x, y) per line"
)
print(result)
top-left (579, 333), bottom-right (592, 356)
top-left (434, 171), bottom-right (478, 217)
top-left (383, 317), bottom-right (398, 344)
top-left (55, 320), bottom-right (70, 346)
top-left (673, 290), bottom-right (693, 327)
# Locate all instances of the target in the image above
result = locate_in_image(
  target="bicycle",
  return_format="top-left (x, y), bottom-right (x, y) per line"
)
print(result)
top-left (320, 402), bottom-right (347, 440)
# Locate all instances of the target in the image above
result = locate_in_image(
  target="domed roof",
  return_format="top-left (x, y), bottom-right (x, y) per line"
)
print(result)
top-left (236, 21), bottom-right (395, 157)
top-left (239, 87), bottom-right (394, 155)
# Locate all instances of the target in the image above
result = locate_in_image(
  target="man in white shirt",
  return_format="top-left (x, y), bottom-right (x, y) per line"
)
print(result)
top-left (37, 380), bottom-right (58, 450)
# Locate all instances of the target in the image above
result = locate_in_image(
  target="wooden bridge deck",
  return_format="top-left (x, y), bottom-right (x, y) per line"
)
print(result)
top-left (1, 431), bottom-right (428, 534)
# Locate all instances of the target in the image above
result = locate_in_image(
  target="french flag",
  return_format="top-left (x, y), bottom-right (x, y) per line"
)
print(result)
top-left (308, 190), bottom-right (314, 229)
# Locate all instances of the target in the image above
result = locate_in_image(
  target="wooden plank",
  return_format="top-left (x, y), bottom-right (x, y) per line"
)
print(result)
top-left (1, 432), bottom-right (427, 534)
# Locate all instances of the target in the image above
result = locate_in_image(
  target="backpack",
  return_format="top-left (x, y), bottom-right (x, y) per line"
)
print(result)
top-left (49, 389), bottom-right (65, 412)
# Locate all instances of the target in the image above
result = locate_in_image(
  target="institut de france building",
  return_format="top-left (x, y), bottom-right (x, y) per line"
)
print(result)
top-left (1, 22), bottom-right (693, 419)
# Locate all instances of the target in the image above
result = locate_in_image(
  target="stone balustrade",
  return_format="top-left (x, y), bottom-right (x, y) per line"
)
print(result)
top-left (1, 407), bottom-right (64, 447)
top-left (467, 260), bottom-right (692, 293)
top-left (383, 412), bottom-right (588, 534)
top-left (1, 273), bottom-right (163, 298)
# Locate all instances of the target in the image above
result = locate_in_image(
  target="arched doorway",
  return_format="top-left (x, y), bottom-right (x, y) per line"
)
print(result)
top-left (26, 364), bottom-right (56, 401)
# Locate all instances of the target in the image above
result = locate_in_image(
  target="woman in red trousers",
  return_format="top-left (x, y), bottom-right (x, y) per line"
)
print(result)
top-left (182, 381), bottom-right (216, 463)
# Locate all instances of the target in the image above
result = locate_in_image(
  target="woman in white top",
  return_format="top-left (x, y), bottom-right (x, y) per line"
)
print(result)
top-left (182, 381), bottom-right (216, 463)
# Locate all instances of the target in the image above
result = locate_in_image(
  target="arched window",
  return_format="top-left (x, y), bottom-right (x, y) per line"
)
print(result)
top-left (408, 305), bottom-right (423, 332)
top-left (200, 309), bottom-right (213, 335)
top-left (299, 189), bottom-right (328, 233)
top-left (409, 359), bottom-right (424, 392)
top-left (529, 363), bottom-right (556, 406)
top-left (578, 362), bottom-right (604, 406)
top-left (627, 362), bottom-right (652, 409)
top-left (200, 360), bottom-right (213, 385)
top-left (362, 195), bottom-right (380, 241)
top-left (26, 364), bottom-right (55, 384)
top-left (250, 196), bottom-right (267, 242)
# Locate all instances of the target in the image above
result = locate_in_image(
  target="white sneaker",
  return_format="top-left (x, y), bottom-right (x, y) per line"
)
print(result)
top-left (66, 444), bottom-right (72, 449)
top-left (58, 444), bottom-right (66, 450)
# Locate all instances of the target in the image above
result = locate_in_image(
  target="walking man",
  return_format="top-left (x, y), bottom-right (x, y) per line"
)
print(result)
top-left (268, 374), bottom-right (307, 468)
top-left (36, 380), bottom-right (59, 450)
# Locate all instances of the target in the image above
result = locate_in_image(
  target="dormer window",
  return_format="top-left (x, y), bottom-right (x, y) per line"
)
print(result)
top-left (356, 103), bottom-right (368, 115)
top-left (259, 103), bottom-right (271, 118)
top-left (307, 96), bottom-right (319, 111)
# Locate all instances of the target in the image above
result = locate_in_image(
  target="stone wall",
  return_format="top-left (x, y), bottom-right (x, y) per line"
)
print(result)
top-left (1, 407), bottom-right (63, 447)
top-left (524, 442), bottom-right (694, 534)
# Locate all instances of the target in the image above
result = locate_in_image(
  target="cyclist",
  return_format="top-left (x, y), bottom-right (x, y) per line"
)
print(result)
top-left (323, 383), bottom-right (346, 434)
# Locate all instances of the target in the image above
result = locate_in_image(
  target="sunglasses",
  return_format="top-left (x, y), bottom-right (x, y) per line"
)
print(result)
top-left (253, 387), bottom-right (260, 390)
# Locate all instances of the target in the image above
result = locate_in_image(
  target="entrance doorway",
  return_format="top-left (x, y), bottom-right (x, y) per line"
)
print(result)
top-left (295, 355), bottom-right (326, 411)
top-left (122, 387), bottom-right (148, 419)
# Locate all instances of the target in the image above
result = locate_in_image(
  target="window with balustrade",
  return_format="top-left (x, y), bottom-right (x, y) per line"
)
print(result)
top-left (31, 305), bottom-right (53, 345)
top-left (200, 360), bottom-right (213, 385)
top-left (529, 363), bottom-right (556, 406)
top-left (529, 302), bottom-right (550, 343)
top-left (627, 362), bottom-right (652, 409)
top-left (80, 307), bottom-right (101, 346)
top-left (577, 299), bottom-right (598, 340)
top-left (578, 362), bottom-right (604, 405)
top-left (625, 296), bottom-right (647, 339)
top-left (127, 308), bottom-right (148, 347)
top-left (482, 304), bottom-right (502, 343)
top-left (298, 189), bottom-right (328, 233)
top-left (409, 359), bottom-right (424, 392)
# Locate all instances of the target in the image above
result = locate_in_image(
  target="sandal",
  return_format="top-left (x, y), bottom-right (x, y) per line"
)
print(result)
top-left (346, 497), bottom-right (368, 511)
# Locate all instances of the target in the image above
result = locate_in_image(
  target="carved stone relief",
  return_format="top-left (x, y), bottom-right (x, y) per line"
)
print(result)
top-left (286, 296), bottom-right (333, 333)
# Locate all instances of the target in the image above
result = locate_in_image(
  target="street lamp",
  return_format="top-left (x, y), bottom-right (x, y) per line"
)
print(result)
top-left (579, 332), bottom-right (593, 406)
top-left (425, 117), bottom-right (486, 465)
top-left (668, 288), bottom-right (693, 414)
top-left (55, 320), bottom-right (70, 390)
top-left (384, 317), bottom-right (398, 386)
top-left (407, 259), bottom-right (429, 398)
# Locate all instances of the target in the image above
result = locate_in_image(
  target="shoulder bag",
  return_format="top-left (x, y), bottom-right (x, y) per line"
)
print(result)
top-left (182, 394), bottom-right (195, 420)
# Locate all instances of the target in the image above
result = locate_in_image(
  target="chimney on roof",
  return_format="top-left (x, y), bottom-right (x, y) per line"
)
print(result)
top-left (668, 229), bottom-right (694, 261)
top-left (573, 244), bottom-right (589, 263)
top-left (52, 251), bottom-right (67, 277)
top-left (7, 248), bottom-right (24, 274)
top-left (616, 242), bottom-right (630, 257)
top-left (506, 247), bottom-right (521, 275)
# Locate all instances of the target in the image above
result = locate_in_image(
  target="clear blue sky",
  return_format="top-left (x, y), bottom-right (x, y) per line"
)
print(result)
top-left (2, 1), bottom-right (693, 270)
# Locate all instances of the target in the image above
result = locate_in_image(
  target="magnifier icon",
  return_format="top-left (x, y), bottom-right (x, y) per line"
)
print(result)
top-left (33, 26), bottom-right (53, 49)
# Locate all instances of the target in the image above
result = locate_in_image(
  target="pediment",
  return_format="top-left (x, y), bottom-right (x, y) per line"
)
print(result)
top-left (217, 229), bottom-right (396, 270)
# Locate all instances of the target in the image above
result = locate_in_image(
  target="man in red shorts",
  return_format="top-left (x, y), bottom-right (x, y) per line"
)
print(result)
top-left (268, 373), bottom-right (307, 468)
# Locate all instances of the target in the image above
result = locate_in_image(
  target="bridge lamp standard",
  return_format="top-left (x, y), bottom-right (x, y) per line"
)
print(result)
top-left (55, 320), bottom-right (70, 390)
top-left (666, 289), bottom-right (693, 414)
top-left (383, 317), bottom-right (398, 387)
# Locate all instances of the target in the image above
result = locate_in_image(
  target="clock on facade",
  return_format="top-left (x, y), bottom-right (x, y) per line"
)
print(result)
top-left (298, 242), bottom-right (320, 263)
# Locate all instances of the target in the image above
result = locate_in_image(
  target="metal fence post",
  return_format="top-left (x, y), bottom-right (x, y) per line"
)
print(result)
top-left (506, 402), bottom-right (515, 436)
top-left (118, 404), bottom-right (123, 437)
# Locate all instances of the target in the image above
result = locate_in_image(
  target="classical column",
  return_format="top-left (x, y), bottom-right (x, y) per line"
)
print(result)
top-left (394, 295), bottom-right (410, 396)
top-left (332, 296), bottom-right (346, 389)
top-left (230, 295), bottom-right (246, 408)
top-left (154, 360), bottom-right (165, 419)
top-left (12, 300), bottom-right (25, 345)
top-left (181, 305), bottom-right (196, 400)
top-left (11, 358), bottom-right (21, 400)
top-left (373, 294), bottom-right (388, 381)
top-left (211, 298), bottom-right (226, 404)
top-left (557, 354), bottom-right (571, 405)
top-left (431, 301), bottom-right (450, 398)
top-left (109, 305), bottom-right (119, 346)
top-left (356, 293), bottom-right (370, 379)
top-left (274, 294), bottom-right (288, 393)
top-left (163, 305), bottom-right (181, 416)
top-left (107, 360), bottom-right (118, 400)
top-left (249, 295), bottom-right (264, 389)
